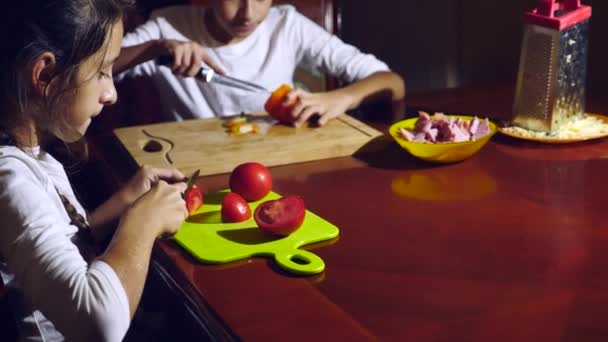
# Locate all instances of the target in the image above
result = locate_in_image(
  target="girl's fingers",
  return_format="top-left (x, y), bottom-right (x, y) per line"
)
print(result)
top-left (174, 182), bottom-right (188, 193)
top-left (151, 167), bottom-right (186, 183)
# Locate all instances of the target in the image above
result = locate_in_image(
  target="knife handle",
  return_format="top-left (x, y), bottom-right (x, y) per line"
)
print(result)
top-left (156, 55), bottom-right (173, 67)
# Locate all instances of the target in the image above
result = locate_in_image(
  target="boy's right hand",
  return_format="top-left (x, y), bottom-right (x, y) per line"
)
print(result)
top-left (157, 39), bottom-right (224, 77)
top-left (123, 180), bottom-right (189, 238)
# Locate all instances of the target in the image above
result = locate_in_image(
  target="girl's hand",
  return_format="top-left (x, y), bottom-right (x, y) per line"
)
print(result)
top-left (119, 165), bottom-right (186, 207)
top-left (123, 180), bottom-right (189, 238)
top-left (157, 39), bottom-right (224, 76)
top-left (284, 88), bottom-right (354, 127)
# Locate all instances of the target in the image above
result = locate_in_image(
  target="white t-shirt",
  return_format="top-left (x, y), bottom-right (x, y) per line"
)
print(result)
top-left (0, 146), bottom-right (130, 341)
top-left (120, 4), bottom-right (390, 121)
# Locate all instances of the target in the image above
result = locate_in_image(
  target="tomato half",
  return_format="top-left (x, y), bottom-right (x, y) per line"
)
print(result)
top-left (185, 184), bottom-right (203, 215)
top-left (254, 195), bottom-right (306, 236)
top-left (229, 162), bottom-right (273, 202)
top-left (221, 192), bottom-right (252, 223)
top-left (264, 84), bottom-right (297, 125)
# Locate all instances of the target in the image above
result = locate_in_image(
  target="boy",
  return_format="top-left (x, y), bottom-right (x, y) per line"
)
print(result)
top-left (114, 0), bottom-right (405, 126)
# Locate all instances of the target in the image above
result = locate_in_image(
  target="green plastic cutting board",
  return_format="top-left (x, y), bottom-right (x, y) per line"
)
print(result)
top-left (173, 190), bottom-right (340, 275)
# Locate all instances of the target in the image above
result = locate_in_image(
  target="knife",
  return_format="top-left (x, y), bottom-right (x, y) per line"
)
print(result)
top-left (185, 169), bottom-right (200, 189)
top-left (157, 56), bottom-right (270, 94)
top-left (183, 169), bottom-right (200, 197)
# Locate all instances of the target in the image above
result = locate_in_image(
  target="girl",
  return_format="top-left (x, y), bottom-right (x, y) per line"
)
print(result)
top-left (114, 0), bottom-right (405, 125)
top-left (0, 1), bottom-right (189, 340)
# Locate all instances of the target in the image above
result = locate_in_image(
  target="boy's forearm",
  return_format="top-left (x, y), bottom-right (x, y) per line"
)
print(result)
top-left (339, 71), bottom-right (406, 110)
top-left (113, 40), bottom-right (162, 75)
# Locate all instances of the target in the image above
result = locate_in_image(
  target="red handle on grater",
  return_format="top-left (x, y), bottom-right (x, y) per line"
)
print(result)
top-left (526, 0), bottom-right (591, 30)
top-left (537, 0), bottom-right (581, 17)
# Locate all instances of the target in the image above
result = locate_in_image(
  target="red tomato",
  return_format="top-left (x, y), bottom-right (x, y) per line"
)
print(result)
top-left (254, 195), bottom-right (306, 236)
top-left (221, 192), bottom-right (252, 223)
top-left (185, 185), bottom-right (203, 215)
top-left (264, 84), bottom-right (297, 125)
top-left (229, 162), bottom-right (273, 202)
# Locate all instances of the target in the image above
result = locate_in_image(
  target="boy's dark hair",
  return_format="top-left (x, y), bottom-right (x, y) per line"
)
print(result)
top-left (0, 0), bottom-right (133, 149)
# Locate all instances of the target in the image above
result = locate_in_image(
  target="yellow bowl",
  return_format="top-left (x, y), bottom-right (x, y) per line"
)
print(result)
top-left (388, 115), bottom-right (497, 163)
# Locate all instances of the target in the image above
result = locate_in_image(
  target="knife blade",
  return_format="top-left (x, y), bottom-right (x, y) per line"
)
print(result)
top-left (203, 70), bottom-right (271, 94)
top-left (156, 56), bottom-right (270, 94)
top-left (185, 169), bottom-right (200, 191)
top-left (181, 169), bottom-right (200, 199)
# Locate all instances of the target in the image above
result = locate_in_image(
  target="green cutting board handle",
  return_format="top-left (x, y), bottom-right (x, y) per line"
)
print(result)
top-left (273, 248), bottom-right (325, 275)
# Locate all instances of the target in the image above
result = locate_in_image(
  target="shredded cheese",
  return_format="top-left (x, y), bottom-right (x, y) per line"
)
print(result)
top-left (502, 115), bottom-right (608, 140)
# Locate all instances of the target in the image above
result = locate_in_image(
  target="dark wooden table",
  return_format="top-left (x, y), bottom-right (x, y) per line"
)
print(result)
top-left (91, 83), bottom-right (608, 341)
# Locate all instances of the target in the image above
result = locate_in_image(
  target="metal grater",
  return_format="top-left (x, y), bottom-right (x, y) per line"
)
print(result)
top-left (512, 0), bottom-right (592, 132)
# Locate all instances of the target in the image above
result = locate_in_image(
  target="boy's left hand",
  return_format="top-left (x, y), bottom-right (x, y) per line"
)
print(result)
top-left (120, 165), bottom-right (186, 206)
top-left (285, 89), bottom-right (353, 127)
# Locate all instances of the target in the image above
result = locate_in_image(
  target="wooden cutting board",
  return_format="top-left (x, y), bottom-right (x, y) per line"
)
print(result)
top-left (113, 114), bottom-right (381, 176)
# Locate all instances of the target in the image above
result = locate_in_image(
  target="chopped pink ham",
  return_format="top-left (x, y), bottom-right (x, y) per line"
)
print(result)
top-left (414, 112), bottom-right (432, 132)
top-left (472, 118), bottom-right (491, 140)
top-left (396, 111), bottom-right (492, 144)
top-left (425, 128), bottom-right (439, 142)
top-left (413, 132), bottom-right (426, 142)
top-left (419, 111), bottom-right (432, 120)
top-left (468, 117), bottom-right (479, 135)
top-left (436, 120), bottom-right (454, 142)
top-left (434, 112), bottom-right (447, 122)
top-left (399, 127), bottom-right (415, 141)
top-left (451, 124), bottom-right (471, 142)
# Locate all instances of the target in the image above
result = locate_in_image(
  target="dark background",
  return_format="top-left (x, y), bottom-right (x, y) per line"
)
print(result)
top-left (341, 0), bottom-right (604, 99)
top-left (128, 0), bottom-right (605, 98)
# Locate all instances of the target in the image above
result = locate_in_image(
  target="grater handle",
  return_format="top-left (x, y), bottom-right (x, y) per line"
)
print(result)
top-left (538, 0), bottom-right (582, 17)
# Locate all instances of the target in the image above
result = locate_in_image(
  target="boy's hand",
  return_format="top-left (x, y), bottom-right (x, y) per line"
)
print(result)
top-left (285, 89), bottom-right (354, 127)
top-left (158, 39), bottom-right (224, 77)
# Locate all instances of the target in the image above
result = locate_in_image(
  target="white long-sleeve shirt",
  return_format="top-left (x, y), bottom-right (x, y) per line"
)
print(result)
top-left (120, 4), bottom-right (390, 121)
top-left (0, 146), bottom-right (130, 341)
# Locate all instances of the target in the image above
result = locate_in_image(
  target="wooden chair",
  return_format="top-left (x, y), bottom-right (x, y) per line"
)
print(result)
top-left (90, 0), bottom-right (341, 132)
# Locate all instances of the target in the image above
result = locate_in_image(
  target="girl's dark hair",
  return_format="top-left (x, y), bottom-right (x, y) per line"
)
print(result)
top-left (0, 0), bottom-right (133, 149)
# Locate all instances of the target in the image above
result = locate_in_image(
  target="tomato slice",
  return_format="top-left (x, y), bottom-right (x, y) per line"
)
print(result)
top-left (221, 192), bottom-right (252, 223)
top-left (185, 184), bottom-right (203, 215)
top-left (264, 84), bottom-right (297, 125)
top-left (254, 195), bottom-right (306, 236)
